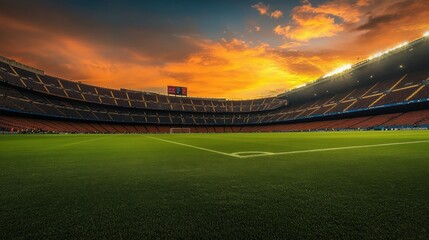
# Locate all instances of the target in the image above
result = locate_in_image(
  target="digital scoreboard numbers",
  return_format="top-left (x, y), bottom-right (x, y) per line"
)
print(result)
top-left (168, 86), bottom-right (188, 96)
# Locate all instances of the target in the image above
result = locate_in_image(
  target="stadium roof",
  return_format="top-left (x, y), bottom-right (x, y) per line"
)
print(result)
top-left (279, 35), bottom-right (429, 102)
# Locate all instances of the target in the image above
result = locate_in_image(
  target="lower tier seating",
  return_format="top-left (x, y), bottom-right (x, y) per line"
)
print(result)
top-left (2, 109), bottom-right (429, 134)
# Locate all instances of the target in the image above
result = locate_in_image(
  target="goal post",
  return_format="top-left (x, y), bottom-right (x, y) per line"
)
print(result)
top-left (170, 128), bottom-right (191, 134)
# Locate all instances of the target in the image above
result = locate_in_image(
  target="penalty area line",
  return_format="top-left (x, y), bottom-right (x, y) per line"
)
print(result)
top-left (147, 136), bottom-right (241, 158)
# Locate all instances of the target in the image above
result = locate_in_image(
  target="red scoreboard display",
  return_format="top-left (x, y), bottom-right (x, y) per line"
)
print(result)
top-left (168, 86), bottom-right (188, 96)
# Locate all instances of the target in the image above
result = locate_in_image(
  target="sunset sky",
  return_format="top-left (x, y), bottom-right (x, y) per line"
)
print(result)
top-left (0, 0), bottom-right (428, 99)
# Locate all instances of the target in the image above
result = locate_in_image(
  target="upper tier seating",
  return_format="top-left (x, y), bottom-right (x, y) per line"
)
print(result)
top-left (0, 63), bottom-right (286, 113)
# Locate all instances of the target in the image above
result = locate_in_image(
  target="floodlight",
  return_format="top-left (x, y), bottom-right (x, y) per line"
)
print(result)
top-left (323, 64), bottom-right (352, 78)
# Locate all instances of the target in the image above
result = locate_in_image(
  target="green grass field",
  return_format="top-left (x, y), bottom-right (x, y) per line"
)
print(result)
top-left (1, 131), bottom-right (429, 239)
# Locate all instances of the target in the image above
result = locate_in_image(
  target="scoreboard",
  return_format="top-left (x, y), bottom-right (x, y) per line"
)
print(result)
top-left (168, 86), bottom-right (188, 96)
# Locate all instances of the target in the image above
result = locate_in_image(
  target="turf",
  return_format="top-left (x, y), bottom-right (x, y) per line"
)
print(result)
top-left (1, 131), bottom-right (429, 239)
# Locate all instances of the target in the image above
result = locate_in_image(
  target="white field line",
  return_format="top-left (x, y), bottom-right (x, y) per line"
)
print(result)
top-left (231, 151), bottom-right (273, 157)
top-left (147, 136), bottom-right (239, 158)
top-left (147, 137), bottom-right (429, 159)
top-left (232, 151), bottom-right (272, 154)
top-left (238, 140), bottom-right (429, 158)
top-left (49, 136), bottom-right (109, 149)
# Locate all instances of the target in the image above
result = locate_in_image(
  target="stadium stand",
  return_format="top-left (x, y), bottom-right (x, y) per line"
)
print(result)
top-left (1, 36), bottom-right (429, 133)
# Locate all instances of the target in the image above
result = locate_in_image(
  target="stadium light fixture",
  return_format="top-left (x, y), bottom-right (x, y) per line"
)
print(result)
top-left (323, 64), bottom-right (352, 78)
top-left (295, 83), bottom-right (307, 89)
top-left (369, 52), bottom-right (383, 60)
top-left (368, 42), bottom-right (409, 61)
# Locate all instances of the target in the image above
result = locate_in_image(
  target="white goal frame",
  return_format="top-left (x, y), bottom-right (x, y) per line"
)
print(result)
top-left (170, 128), bottom-right (191, 134)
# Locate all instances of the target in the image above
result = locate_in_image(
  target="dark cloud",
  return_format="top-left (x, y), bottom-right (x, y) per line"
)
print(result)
top-left (355, 14), bottom-right (397, 31)
top-left (349, 0), bottom-right (429, 54)
top-left (0, 0), bottom-right (202, 63)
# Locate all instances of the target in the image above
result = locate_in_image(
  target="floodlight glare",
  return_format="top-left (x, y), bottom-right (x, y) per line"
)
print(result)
top-left (368, 42), bottom-right (409, 61)
top-left (295, 83), bottom-right (307, 89)
top-left (323, 64), bottom-right (352, 78)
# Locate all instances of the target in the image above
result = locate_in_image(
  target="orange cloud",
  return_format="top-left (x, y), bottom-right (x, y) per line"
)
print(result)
top-left (0, 14), bottom-right (331, 99)
top-left (162, 38), bottom-right (306, 98)
top-left (252, 2), bottom-right (270, 15)
top-left (274, 0), bottom-right (362, 41)
top-left (270, 10), bottom-right (283, 19)
top-left (0, 18), bottom-right (303, 98)
top-left (279, 41), bottom-right (305, 49)
top-left (356, 0), bottom-right (370, 7)
top-left (252, 2), bottom-right (283, 19)
top-left (309, 0), bottom-right (362, 23)
top-left (274, 13), bottom-right (343, 41)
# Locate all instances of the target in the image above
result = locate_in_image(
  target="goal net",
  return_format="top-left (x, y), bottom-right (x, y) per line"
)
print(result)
top-left (170, 128), bottom-right (191, 134)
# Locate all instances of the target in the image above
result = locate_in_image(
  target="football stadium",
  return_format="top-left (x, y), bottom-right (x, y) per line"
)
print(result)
top-left (1, 1), bottom-right (429, 239)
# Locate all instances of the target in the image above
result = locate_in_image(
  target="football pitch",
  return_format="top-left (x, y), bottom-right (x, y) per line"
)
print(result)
top-left (1, 131), bottom-right (429, 239)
